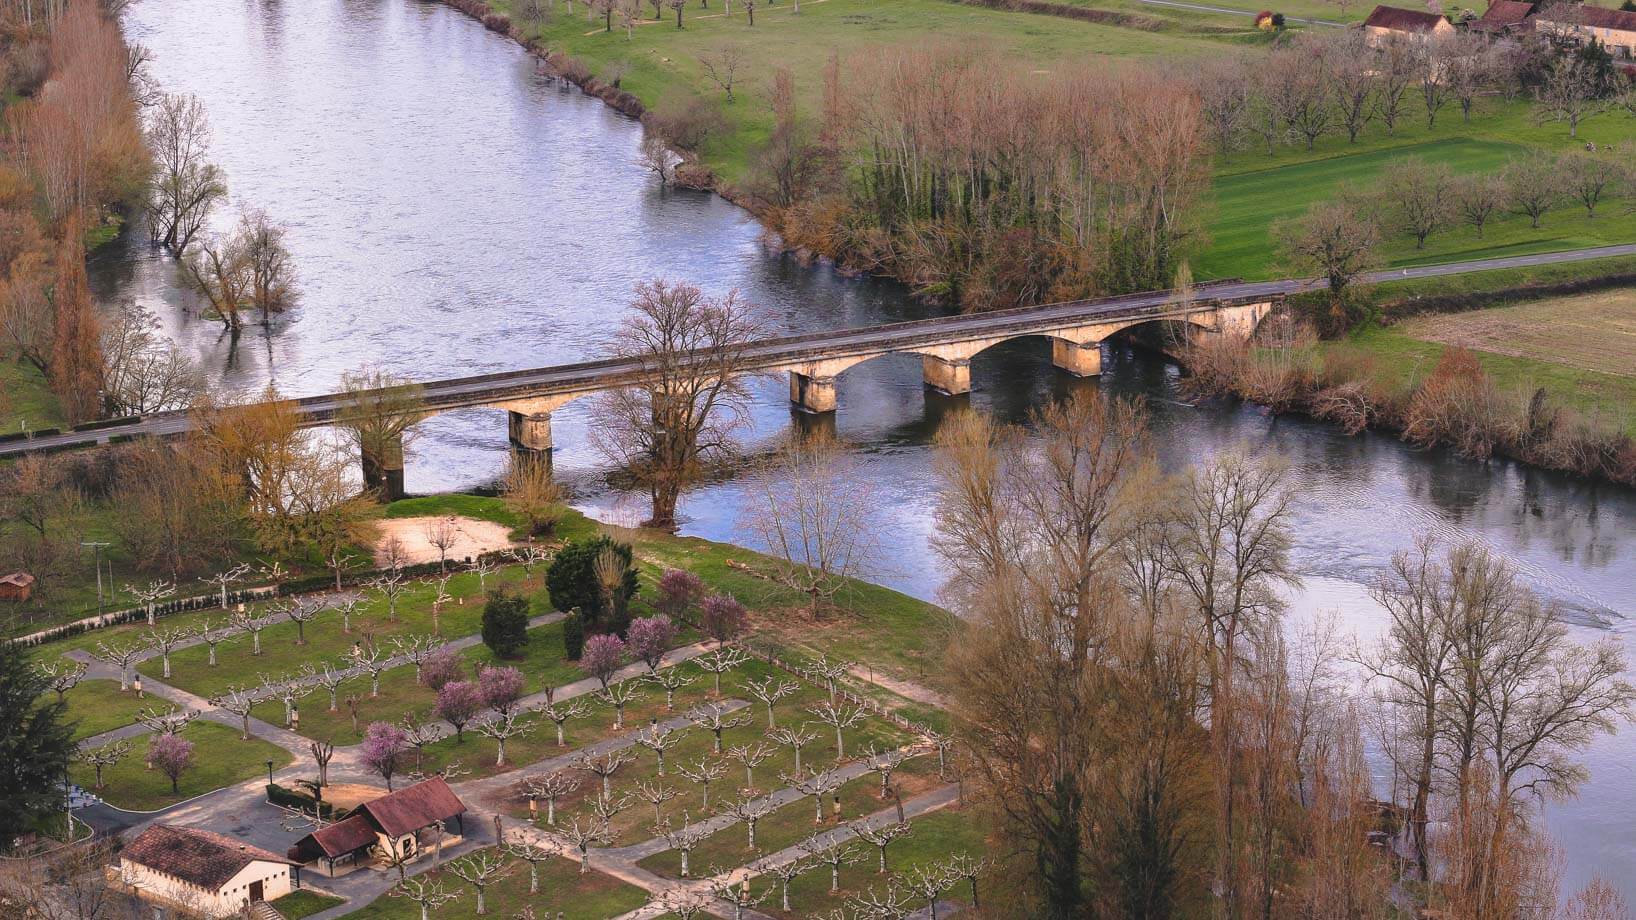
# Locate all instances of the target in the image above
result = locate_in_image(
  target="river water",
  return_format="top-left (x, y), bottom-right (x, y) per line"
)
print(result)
top-left (106, 0), bottom-right (1636, 897)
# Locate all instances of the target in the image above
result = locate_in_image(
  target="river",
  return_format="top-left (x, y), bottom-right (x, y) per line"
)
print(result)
top-left (104, 0), bottom-right (1636, 898)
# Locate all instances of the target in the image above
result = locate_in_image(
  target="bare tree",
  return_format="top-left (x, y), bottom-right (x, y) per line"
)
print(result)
top-left (655, 816), bottom-right (711, 878)
top-left (536, 697), bottom-right (589, 747)
top-left (230, 607), bottom-right (271, 656)
top-left (728, 741), bottom-right (777, 788)
top-left (783, 766), bottom-right (843, 824)
top-left (689, 701), bottom-right (753, 754)
top-left (100, 304), bottom-right (203, 415)
top-left (1535, 52), bottom-right (1611, 138)
top-left (446, 851), bottom-right (514, 915)
top-left (695, 646), bottom-right (748, 696)
top-left (500, 839), bottom-right (562, 896)
top-left (199, 562), bottom-right (252, 609)
top-left (860, 743), bottom-right (910, 798)
top-left (93, 640), bottom-right (143, 691)
top-left (743, 675), bottom-right (798, 728)
top-left (577, 748), bottom-right (638, 803)
top-left (745, 432), bottom-right (879, 617)
top-left (424, 517), bottom-right (460, 575)
top-left (590, 280), bottom-right (761, 530)
top-left (210, 684), bottom-right (267, 740)
top-left (768, 724), bottom-right (819, 774)
top-left (1454, 173), bottom-right (1506, 238)
top-left (183, 227), bottom-right (252, 332)
top-left (1386, 157), bottom-right (1455, 249)
top-left (1274, 200), bottom-right (1380, 310)
top-left (77, 739), bottom-right (132, 789)
top-left (677, 753), bottom-right (729, 810)
top-left (1377, 37), bottom-right (1419, 136)
top-left (801, 833), bottom-right (864, 892)
top-left (370, 572), bottom-right (410, 622)
top-left (852, 820), bottom-right (913, 873)
top-left (39, 660), bottom-right (87, 704)
top-left (806, 700), bottom-right (865, 761)
top-left (1559, 150), bottom-right (1622, 218)
top-left (145, 93), bottom-right (227, 253)
top-left (1328, 31), bottom-right (1378, 142)
top-left (562, 816), bottom-right (613, 874)
top-left (698, 46), bottom-right (745, 102)
top-left (143, 624), bottom-right (190, 679)
top-left (524, 771), bottom-right (581, 825)
top-left (1503, 153), bottom-right (1562, 228)
top-left (596, 679), bottom-right (644, 731)
top-left (324, 366), bottom-right (424, 501)
top-left (645, 666), bottom-right (695, 709)
top-left (635, 722), bottom-right (687, 775)
top-left (278, 597), bottom-right (325, 645)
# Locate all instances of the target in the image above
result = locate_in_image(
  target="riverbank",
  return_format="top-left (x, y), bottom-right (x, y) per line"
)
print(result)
top-left (1188, 263), bottom-right (1636, 488)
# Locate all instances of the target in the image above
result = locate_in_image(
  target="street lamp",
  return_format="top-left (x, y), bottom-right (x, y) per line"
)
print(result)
top-left (265, 760), bottom-right (275, 787)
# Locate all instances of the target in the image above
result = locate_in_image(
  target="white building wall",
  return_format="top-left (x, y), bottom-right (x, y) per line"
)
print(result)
top-left (120, 858), bottom-right (293, 918)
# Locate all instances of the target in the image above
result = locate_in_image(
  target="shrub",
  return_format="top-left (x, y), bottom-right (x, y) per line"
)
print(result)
top-left (481, 12), bottom-right (511, 32)
top-left (546, 536), bottom-right (637, 629)
top-left (652, 97), bottom-right (726, 151)
top-left (481, 589), bottom-right (531, 658)
top-left (562, 610), bottom-right (586, 661)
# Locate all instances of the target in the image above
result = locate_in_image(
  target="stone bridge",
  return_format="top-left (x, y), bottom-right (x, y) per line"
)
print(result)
top-left (1, 280), bottom-right (1281, 498)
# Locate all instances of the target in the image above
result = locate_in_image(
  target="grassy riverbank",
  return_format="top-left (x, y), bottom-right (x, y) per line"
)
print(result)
top-left (0, 361), bottom-right (62, 434)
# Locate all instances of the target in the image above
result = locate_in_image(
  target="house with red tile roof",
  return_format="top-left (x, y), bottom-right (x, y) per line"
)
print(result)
top-left (118, 824), bottom-right (297, 918)
top-left (288, 776), bottom-right (468, 876)
top-left (1363, 4), bottom-right (1457, 45)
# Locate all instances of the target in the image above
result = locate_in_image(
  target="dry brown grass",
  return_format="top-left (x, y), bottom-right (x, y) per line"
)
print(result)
top-left (1398, 289), bottom-right (1636, 379)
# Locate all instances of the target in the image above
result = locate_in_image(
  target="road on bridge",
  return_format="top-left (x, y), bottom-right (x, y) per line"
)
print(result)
top-left (5, 242), bottom-right (1634, 459)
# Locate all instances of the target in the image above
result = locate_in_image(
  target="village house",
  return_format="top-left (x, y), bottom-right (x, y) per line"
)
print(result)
top-left (1468, 0), bottom-right (1537, 37)
top-left (117, 824), bottom-right (298, 918)
top-left (287, 776), bottom-right (468, 877)
top-left (1532, 3), bottom-right (1636, 59)
top-left (1362, 4), bottom-right (1458, 45)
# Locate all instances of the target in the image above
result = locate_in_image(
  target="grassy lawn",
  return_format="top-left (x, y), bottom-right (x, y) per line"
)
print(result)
top-left (0, 360), bottom-right (60, 433)
top-left (69, 721), bottom-right (292, 811)
top-left (347, 850), bottom-right (646, 920)
top-left (271, 889), bottom-right (346, 919)
top-left (1391, 288), bottom-right (1636, 380)
top-left (56, 679), bottom-right (150, 743)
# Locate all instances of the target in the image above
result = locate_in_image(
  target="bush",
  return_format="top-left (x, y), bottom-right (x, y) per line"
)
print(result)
top-left (545, 536), bottom-right (637, 630)
top-left (481, 589), bottom-right (531, 658)
top-left (652, 98), bottom-right (726, 152)
top-left (562, 610), bottom-right (586, 661)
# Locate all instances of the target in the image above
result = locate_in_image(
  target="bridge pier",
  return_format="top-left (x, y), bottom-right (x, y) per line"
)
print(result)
top-left (361, 433), bottom-right (406, 502)
top-left (789, 372), bottom-right (838, 414)
top-left (921, 356), bottom-right (971, 396)
top-left (1052, 339), bottom-right (1103, 377)
top-left (507, 410), bottom-right (553, 454)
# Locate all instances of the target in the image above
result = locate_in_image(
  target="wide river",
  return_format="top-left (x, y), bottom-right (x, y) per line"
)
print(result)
top-left (107, 0), bottom-right (1636, 896)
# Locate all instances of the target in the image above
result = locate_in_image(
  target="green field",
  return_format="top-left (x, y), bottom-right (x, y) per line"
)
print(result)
top-left (57, 678), bottom-right (149, 742)
top-left (0, 360), bottom-right (60, 433)
top-left (68, 721), bottom-right (292, 811)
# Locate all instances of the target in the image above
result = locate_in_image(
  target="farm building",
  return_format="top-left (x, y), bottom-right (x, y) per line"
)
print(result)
top-left (0, 572), bottom-right (34, 602)
top-left (288, 776), bottom-right (468, 876)
top-left (117, 824), bottom-right (297, 918)
top-left (1362, 5), bottom-right (1457, 45)
top-left (1533, 4), bottom-right (1636, 59)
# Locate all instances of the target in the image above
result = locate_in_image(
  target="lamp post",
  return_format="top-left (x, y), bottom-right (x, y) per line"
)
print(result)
top-left (265, 760), bottom-right (275, 789)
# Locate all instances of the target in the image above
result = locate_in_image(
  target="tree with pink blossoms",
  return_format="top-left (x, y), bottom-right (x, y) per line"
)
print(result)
top-left (361, 721), bottom-right (407, 790)
top-left (700, 594), bottom-right (746, 646)
top-left (146, 733), bottom-right (194, 793)
top-left (437, 680), bottom-right (483, 742)
top-left (657, 568), bottom-right (705, 619)
top-left (478, 665), bottom-right (526, 715)
top-left (580, 634), bottom-right (627, 689)
top-left (627, 616), bottom-right (677, 672)
top-left (419, 646), bottom-right (465, 691)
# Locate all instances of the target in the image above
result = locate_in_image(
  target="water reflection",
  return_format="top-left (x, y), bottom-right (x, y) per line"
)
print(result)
top-left (107, 0), bottom-right (1636, 896)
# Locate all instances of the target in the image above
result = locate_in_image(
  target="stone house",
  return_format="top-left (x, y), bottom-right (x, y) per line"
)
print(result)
top-left (117, 824), bottom-right (297, 918)
top-left (288, 776), bottom-right (467, 876)
top-left (1468, 0), bottom-right (1537, 37)
top-left (1532, 4), bottom-right (1636, 59)
top-left (1362, 5), bottom-right (1457, 45)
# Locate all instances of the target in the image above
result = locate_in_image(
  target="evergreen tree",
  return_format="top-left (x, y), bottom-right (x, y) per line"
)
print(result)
top-left (546, 536), bottom-right (637, 628)
top-left (0, 641), bottom-right (76, 848)
top-left (481, 589), bottom-right (531, 658)
top-left (563, 610), bottom-right (587, 661)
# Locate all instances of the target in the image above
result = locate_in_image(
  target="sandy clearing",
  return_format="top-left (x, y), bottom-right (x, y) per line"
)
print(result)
top-left (373, 515), bottom-right (516, 567)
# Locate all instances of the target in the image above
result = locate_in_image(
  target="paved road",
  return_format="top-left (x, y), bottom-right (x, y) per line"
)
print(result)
top-left (8, 243), bottom-right (1634, 459)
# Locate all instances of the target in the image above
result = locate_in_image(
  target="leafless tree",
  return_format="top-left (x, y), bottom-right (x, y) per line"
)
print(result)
top-left (562, 815), bottom-right (613, 873)
top-left (1503, 153), bottom-right (1562, 228)
top-left (1274, 200), bottom-right (1380, 309)
top-left (1535, 52), bottom-right (1611, 138)
top-left (370, 571), bottom-right (410, 622)
top-left (38, 660), bottom-right (87, 704)
top-left (100, 303), bottom-right (203, 415)
top-left (635, 722), bottom-right (687, 775)
top-left (743, 676), bottom-right (798, 729)
top-left (768, 724), bottom-right (819, 774)
top-left (677, 753), bottom-right (729, 810)
top-left (423, 517), bottom-right (460, 574)
top-left (695, 646), bottom-right (748, 696)
top-left (278, 597), bottom-right (325, 645)
top-left (1385, 157), bottom-right (1455, 249)
top-left (578, 748), bottom-right (638, 803)
top-left (801, 833), bottom-right (864, 892)
top-left (524, 770), bottom-right (581, 826)
top-left (77, 738), bottom-right (132, 789)
top-left (500, 838), bottom-right (562, 896)
top-left (1416, 40), bottom-right (1453, 129)
top-left (337, 365), bottom-right (425, 500)
top-left (903, 860), bottom-right (957, 920)
top-left (806, 699), bottom-right (865, 761)
top-left (689, 701), bottom-right (753, 754)
top-left (1377, 37), bottom-right (1419, 136)
top-left (446, 851), bottom-right (514, 915)
top-left (183, 226), bottom-right (252, 332)
top-left (210, 683), bottom-right (267, 740)
top-left (535, 696), bottom-right (590, 747)
top-left (140, 624), bottom-right (188, 680)
top-left (1454, 172), bottom-right (1506, 238)
top-left (852, 820), bottom-right (913, 873)
top-left (1328, 30), bottom-right (1378, 142)
top-left (655, 816), bottom-right (711, 877)
top-left (745, 432), bottom-right (879, 617)
top-left (236, 209), bottom-right (296, 322)
top-left (860, 743), bottom-right (911, 798)
top-left (1559, 150), bottom-right (1622, 218)
top-left (230, 607), bottom-right (272, 656)
top-left (93, 640), bottom-right (143, 691)
top-left (590, 280), bottom-right (761, 529)
top-left (697, 45), bottom-right (745, 103)
top-left (1192, 56), bottom-right (1253, 152)
top-left (596, 679), bottom-right (644, 731)
top-left (645, 666), bottom-right (695, 709)
top-left (199, 562), bottom-right (252, 609)
top-left (477, 710), bottom-right (532, 766)
top-left (728, 741), bottom-right (777, 788)
top-left (145, 92), bottom-right (227, 253)
top-left (709, 873), bottom-right (772, 919)
top-left (767, 855), bottom-right (813, 912)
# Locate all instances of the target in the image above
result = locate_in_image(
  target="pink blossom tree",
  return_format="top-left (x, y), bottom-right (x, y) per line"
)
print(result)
top-left (146, 733), bottom-right (195, 794)
top-left (437, 680), bottom-right (483, 742)
top-left (580, 634), bottom-right (627, 689)
top-left (657, 569), bottom-right (705, 619)
top-left (361, 721), bottom-right (407, 790)
top-left (419, 646), bottom-right (465, 691)
top-left (478, 665), bottom-right (526, 715)
top-left (627, 616), bottom-right (677, 672)
top-left (700, 594), bottom-right (746, 645)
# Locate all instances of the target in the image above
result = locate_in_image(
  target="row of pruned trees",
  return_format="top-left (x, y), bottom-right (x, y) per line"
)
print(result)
top-left (932, 390), bottom-right (1632, 918)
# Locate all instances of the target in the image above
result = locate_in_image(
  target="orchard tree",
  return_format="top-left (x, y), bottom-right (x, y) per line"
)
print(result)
top-left (807, 699), bottom-right (866, 760)
top-left (784, 767), bottom-right (844, 824)
top-left (500, 839), bottom-right (562, 896)
top-left (646, 666), bottom-right (695, 709)
top-left (627, 615), bottom-right (677, 671)
top-left (446, 851), bottom-right (514, 915)
top-left (1274, 200), bottom-right (1379, 329)
top-left (146, 732), bottom-right (195, 793)
top-left (744, 676), bottom-right (798, 728)
top-left (689, 701), bottom-right (752, 753)
top-left (370, 572), bottom-right (410, 621)
top-left (577, 748), bottom-right (637, 803)
top-left (678, 754), bottom-right (729, 810)
top-left (852, 820), bottom-right (914, 873)
top-left (718, 792), bottom-right (775, 849)
top-left (198, 562), bottom-right (252, 609)
top-left (695, 645), bottom-right (748, 695)
top-left (589, 280), bottom-right (762, 529)
top-left (94, 640), bottom-right (144, 691)
top-left (768, 724), bottom-right (819, 774)
top-left (656, 817), bottom-right (710, 878)
top-left (580, 634), bottom-right (627, 689)
top-left (802, 834), bottom-right (865, 893)
top-left (635, 722), bottom-right (687, 775)
top-left (633, 778), bottom-right (683, 824)
top-left (77, 739), bottom-right (132, 790)
top-left (728, 741), bottom-right (776, 788)
top-left (361, 721), bottom-right (407, 790)
top-left (437, 681), bottom-right (483, 742)
top-left (536, 696), bottom-right (590, 747)
top-left (477, 710), bottom-right (531, 766)
top-left (525, 771), bottom-right (582, 826)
